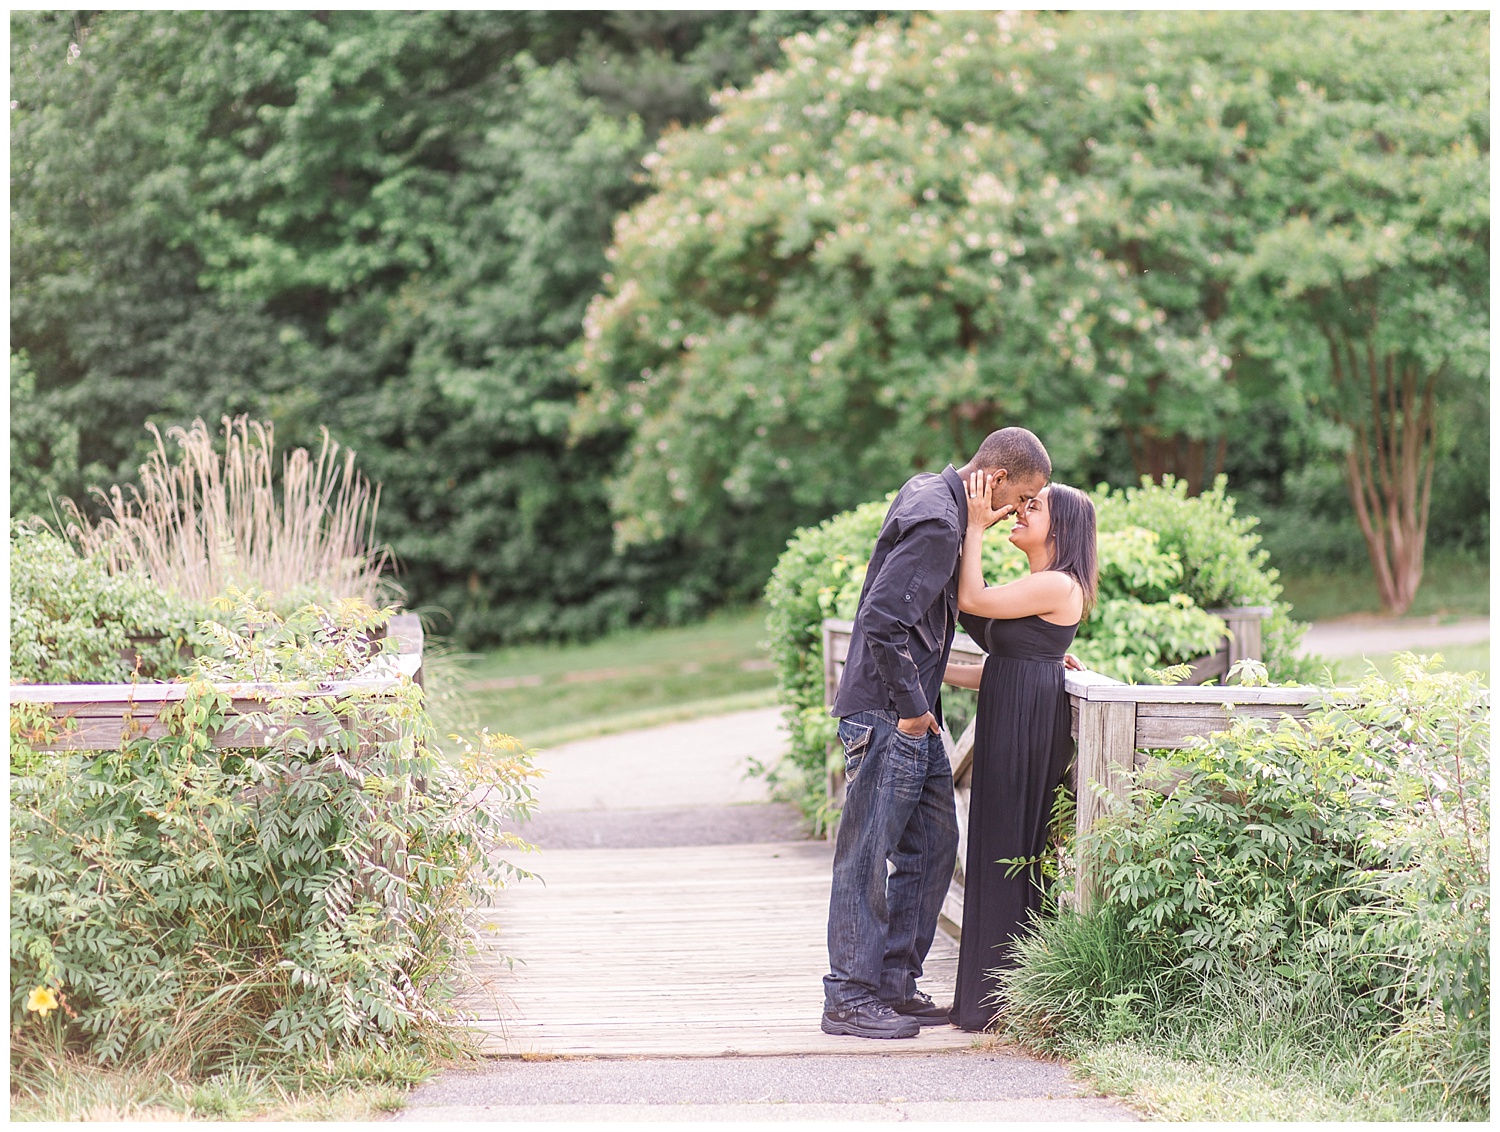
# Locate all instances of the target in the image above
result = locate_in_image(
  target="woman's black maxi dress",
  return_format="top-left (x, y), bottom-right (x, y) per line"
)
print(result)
top-left (950, 610), bottom-right (1079, 1032)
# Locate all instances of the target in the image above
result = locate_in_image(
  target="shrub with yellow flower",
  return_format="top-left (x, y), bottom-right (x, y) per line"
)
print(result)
top-left (25, 987), bottom-right (58, 1018)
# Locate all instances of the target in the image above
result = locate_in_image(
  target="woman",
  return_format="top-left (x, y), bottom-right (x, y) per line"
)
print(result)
top-left (944, 471), bottom-right (1098, 1032)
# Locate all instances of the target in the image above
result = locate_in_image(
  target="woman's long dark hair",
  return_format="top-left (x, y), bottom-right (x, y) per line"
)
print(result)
top-left (1043, 484), bottom-right (1098, 617)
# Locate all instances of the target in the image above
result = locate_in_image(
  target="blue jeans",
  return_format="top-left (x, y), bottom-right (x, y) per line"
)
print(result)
top-left (824, 708), bottom-right (960, 1010)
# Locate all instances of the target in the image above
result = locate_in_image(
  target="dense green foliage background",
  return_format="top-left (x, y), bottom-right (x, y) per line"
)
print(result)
top-left (10, 11), bottom-right (892, 643)
top-left (579, 11), bottom-right (1487, 598)
top-left (12, 11), bottom-right (1487, 644)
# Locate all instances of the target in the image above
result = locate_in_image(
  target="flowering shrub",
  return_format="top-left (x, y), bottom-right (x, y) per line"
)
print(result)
top-left (10, 592), bottom-right (536, 1069)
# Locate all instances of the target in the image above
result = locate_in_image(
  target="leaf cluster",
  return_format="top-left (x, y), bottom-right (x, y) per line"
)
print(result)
top-left (10, 521), bottom-right (203, 684)
top-left (1072, 656), bottom-right (1488, 1101)
top-left (9, 591), bottom-right (538, 1071)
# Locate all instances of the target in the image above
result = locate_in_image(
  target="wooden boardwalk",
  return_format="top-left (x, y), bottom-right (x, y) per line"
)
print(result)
top-left (461, 839), bottom-right (982, 1057)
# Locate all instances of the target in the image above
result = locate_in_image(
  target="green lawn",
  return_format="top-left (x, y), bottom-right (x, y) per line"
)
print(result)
top-left (1319, 641), bottom-right (1490, 685)
top-left (428, 606), bottom-right (777, 748)
top-left (1276, 552), bottom-right (1489, 622)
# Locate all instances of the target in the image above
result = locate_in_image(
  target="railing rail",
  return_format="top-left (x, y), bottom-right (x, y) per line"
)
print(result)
top-left (821, 610), bottom-right (1332, 931)
top-left (10, 613), bottom-right (424, 753)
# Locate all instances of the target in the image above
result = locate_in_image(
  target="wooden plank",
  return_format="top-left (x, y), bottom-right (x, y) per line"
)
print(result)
top-left (822, 620), bottom-right (985, 666)
top-left (12, 625), bottom-right (425, 752)
top-left (1066, 677), bottom-right (1333, 705)
top-left (464, 841), bottom-right (969, 1057)
top-left (1182, 645), bottom-right (1229, 685)
top-left (21, 714), bottom-right (350, 753)
top-left (9, 675), bottom-right (406, 705)
top-left (1134, 702), bottom-right (1314, 748)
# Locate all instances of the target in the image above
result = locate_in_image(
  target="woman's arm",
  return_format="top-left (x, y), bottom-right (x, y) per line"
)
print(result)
top-left (959, 569), bottom-right (1079, 620)
top-left (957, 519), bottom-right (992, 611)
top-left (943, 660), bottom-right (985, 689)
top-left (960, 512), bottom-right (1070, 619)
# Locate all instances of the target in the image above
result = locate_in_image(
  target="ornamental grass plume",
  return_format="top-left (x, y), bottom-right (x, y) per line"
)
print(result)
top-left (64, 416), bottom-right (394, 608)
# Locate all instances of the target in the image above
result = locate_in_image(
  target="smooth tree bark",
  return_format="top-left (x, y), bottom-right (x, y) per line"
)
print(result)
top-left (1324, 327), bottom-right (1439, 614)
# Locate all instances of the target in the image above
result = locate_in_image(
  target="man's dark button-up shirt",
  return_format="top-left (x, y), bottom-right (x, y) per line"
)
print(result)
top-left (831, 465), bottom-right (968, 724)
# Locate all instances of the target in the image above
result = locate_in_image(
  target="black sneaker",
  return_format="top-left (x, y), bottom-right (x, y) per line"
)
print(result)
top-left (821, 998), bottom-right (920, 1039)
top-left (888, 989), bottom-right (953, 1026)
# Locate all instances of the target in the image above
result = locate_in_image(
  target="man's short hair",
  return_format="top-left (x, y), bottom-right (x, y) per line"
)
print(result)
top-left (972, 427), bottom-right (1051, 483)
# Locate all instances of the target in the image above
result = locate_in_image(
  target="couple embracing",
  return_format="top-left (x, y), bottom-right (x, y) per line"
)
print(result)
top-left (822, 426), bottom-right (1098, 1038)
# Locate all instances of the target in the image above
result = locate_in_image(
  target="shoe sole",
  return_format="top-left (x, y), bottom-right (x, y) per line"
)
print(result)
top-left (900, 1014), bottom-right (953, 1027)
top-left (821, 1017), bottom-right (920, 1039)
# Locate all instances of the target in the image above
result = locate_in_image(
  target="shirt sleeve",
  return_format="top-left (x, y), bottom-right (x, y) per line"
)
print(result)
top-left (859, 518), bottom-right (959, 718)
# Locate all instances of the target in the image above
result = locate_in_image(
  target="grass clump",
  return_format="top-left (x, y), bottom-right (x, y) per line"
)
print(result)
top-left (996, 655), bottom-right (1488, 1121)
top-left (10, 1045), bottom-right (431, 1121)
top-left (65, 415), bottom-right (392, 610)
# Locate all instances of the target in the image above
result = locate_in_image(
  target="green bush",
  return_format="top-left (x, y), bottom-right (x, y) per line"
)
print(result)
top-left (764, 478), bottom-right (1307, 825)
top-left (999, 656), bottom-right (1489, 1109)
top-left (1093, 475), bottom-right (1318, 684)
top-left (10, 592), bottom-right (536, 1070)
top-left (10, 522), bottom-right (203, 684)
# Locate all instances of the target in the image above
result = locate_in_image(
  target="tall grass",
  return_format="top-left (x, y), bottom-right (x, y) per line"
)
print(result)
top-left (997, 909), bottom-right (1488, 1121)
top-left (64, 416), bottom-right (392, 606)
top-left (992, 658), bottom-right (1489, 1121)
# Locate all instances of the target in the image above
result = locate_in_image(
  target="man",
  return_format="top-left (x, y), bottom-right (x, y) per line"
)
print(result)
top-left (822, 427), bottom-right (1052, 1039)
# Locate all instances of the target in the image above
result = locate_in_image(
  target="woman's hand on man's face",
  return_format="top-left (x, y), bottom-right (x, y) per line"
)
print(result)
top-left (966, 470), bottom-right (1013, 529)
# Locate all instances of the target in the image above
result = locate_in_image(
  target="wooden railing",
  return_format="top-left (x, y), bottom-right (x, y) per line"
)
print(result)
top-left (10, 613), bottom-right (424, 753)
top-left (821, 610), bottom-right (1329, 932)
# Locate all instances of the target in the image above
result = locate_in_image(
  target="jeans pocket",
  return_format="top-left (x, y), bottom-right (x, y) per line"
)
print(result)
top-left (888, 725), bottom-right (927, 776)
top-left (838, 719), bottom-right (874, 783)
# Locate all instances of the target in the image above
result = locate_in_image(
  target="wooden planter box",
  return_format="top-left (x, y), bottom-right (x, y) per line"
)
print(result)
top-left (11, 614), bottom-right (424, 754)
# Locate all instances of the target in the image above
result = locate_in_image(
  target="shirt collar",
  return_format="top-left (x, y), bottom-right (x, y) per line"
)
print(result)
top-left (941, 464), bottom-right (967, 520)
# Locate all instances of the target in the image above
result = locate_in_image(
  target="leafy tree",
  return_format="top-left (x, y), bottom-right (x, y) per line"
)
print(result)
top-left (1232, 13), bottom-right (1488, 612)
top-left (576, 11), bottom-right (1487, 609)
top-left (10, 352), bottom-right (100, 523)
top-left (10, 10), bottom-right (892, 644)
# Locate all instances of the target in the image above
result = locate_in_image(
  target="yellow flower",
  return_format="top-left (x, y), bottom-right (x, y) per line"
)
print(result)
top-left (25, 987), bottom-right (58, 1018)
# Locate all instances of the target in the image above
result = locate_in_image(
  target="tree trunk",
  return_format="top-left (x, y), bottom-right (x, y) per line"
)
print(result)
top-left (1123, 428), bottom-right (1226, 495)
top-left (1322, 329), bottom-right (1438, 615)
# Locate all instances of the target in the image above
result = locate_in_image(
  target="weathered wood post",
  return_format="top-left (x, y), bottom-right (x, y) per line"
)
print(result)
top-left (1215, 606), bottom-right (1272, 671)
top-left (1070, 682), bottom-right (1136, 911)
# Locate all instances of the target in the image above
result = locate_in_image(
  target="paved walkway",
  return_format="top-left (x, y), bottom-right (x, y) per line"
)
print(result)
top-left (401, 706), bottom-right (1135, 1122)
top-left (1296, 614), bottom-right (1488, 659)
